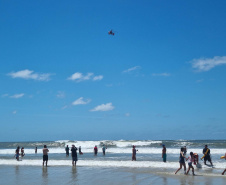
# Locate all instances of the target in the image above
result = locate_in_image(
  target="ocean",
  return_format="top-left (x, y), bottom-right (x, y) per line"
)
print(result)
top-left (0, 140), bottom-right (226, 184)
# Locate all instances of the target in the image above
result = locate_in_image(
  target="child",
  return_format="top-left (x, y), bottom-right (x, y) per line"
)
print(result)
top-left (186, 152), bottom-right (195, 175)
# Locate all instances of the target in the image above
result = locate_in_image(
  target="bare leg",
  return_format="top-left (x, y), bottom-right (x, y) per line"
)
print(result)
top-left (186, 167), bottom-right (190, 175)
top-left (175, 163), bottom-right (182, 174)
top-left (222, 169), bottom-right (226, 175)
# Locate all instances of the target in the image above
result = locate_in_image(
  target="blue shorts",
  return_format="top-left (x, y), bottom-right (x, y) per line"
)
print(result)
top-left (163, 154), bottom-right (167, 162)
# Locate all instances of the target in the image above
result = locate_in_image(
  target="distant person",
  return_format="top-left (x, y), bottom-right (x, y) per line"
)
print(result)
top-left (193, 153), bottom-right (199, 165)
top-left (71, 145), bottom-right (78, 166)
top-left (35, 147), bottom-right (37, 154)
top-left (65, 145), bottom-right (69, 157)
top-left (15, 146), bottom-right (20, 161)
top-left (132, 145), bottom-right (138, 161)
top-left (222, 153), bottom-right (226, 175)
top-left (162, 144), bottom-right (167, 162)
top-left (184, 146), bottom-right (187, 155)
top-left (186, 152), bottom-right (195, 175)
top-left (42, 145), bottom-right (49, 166)
top-left (79, 146), bottom-right (83, 155)
top-left (21, 147), bottom-right (25, 158)
top-left (94, 145), bottom-right (98, 155)
top-left (175, 147), bottom-right (186, 174)
top-left (202, 145), bottom-right (213, 166)
top-left (102, 145), bottom-right (107, 155)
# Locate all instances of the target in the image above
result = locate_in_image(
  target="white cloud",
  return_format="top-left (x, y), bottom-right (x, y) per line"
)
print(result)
top-left (125, 113), bottom-right (130, 117)
top-left (72, 97), bottom-right (91, 105)
top-left (68, 72), bottom-right (103, 82)
top-left (191, 56), bottom-right (226, 72)
top-left (56, 91), bottom-right (65, 98)
top-left (93, 75), bottom-right (103, 81)
top-left (90, 102), bottom-right (114, 112)
top-left (152, 73), bottom-right (171, 77)
top-left (61, 105), bottom-right (68, 110)
top-left (123, 66), bottom-right (141, 73)
top-left (10, 93), bottom-right (24, 99)
top-left (196, 79), bottom-right (204, 83)
top-left (8, 69), bottom-right (51, 81)
top-left (12, 110), bottom-right (17, 114)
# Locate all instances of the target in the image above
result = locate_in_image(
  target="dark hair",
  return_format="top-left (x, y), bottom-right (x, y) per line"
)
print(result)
top-left (44, 145), bottom-right (47, 148)
top-left (190, 152), bottom-right (193, 156)
top-left (181, 147), bottom-right (184, 151)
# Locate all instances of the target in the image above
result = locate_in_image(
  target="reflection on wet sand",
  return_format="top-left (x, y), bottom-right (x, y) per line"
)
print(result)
top-left (42, 167), bottom-right (48, 184)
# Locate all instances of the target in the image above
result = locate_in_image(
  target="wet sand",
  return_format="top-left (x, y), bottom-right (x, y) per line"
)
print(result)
top-left (0, 165), bottom-right (225, 185)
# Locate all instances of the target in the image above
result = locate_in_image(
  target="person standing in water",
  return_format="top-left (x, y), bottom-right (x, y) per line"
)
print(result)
top-left (94, 145), bottom-right (98, 156)
top-left (21, 147), bottom-right (25, 158)
top-left (184, 146), bottom-right (187, 155)
top-left (15, 146), bottom-right (20, 161)
top-left (71, 145), bottom-right (78, 166)
top-left (132, 145), bottom-right (138, 161)
top-left (65, 145), bottom-right (69, 157)
top-left (202, 145), bottom-right (213, 166)
top-left (42, 145), bottom-right (49, 166)
top-left (175, 147), bottom-right (186, 174)
top-left (186, 152), bottom-right (195, 175)
top-left (162, 144), bottom-right (167, 162)
top-left (79, 146), bottom-right (83, 155)
top-left (35, 147), bottom-right (37, 154)
top-left (221, 153), bottom-right (226, 175)
top-left (102, 145), bottom-right (107, 155)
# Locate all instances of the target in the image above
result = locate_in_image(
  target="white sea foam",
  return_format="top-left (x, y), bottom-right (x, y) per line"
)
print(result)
top-left (0, 159), bottom-right (225, 169)
top-left (55, 140), bottom-right (163, 148)
top-left (1, 148), bottom-right (225, 155)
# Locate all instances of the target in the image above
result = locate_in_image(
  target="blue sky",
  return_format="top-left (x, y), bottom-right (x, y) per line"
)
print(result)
top-left (0, 0), bottom-right (226, 141)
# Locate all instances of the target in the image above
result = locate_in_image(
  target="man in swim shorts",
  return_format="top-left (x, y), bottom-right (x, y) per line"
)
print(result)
top-left (202, 145), bottom-right (213, 166)
top-left (162, 144), bottom-right (167, 162)
top-left (15, 146), bottom-right (20, 161)
top-left (71, 145), bottom-right (78, 166)
top-left (65, 145), bottom-right (69, 157)
top-left (43, 145), bottom-right (49, 166)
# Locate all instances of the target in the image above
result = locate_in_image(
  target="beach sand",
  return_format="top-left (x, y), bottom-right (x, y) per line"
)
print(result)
top-left (0, 165), bottom-right (225, 185)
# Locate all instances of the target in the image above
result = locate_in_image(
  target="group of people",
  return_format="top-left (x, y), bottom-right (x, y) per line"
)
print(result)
top-left (15, 144), bottom-right (226, 175)
top-left (14, 146), bottom-right (25, 161)
top-left (160, 144), bottom-right (226, 175)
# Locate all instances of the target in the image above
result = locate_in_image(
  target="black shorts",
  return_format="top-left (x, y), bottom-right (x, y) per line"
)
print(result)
top-left (43, 155), bottom-right (48, 161)
top-left (72, 156), bottom-right (77, 161)
top-left (204, 155), bottom-right (211, 162)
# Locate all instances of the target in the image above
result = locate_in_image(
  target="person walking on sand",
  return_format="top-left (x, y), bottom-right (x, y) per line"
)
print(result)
top-left (132, 145), bottom-right (138, 161)
top-left (15, 146), bottom-right (20, 161)
top-left (65, 145), bottom-right (69, 157)
top-left (175, 147), bottom-right (186, 174)
top-left (162, 144), bottom-right (167, 162)
top-left (202, 145), bottom-right (213, 166)
top-left (94, 145), bottom-right (98, 156)
top-left (71, 145), bottom-right (78, 166)
top-left (42, 145), bottom-right (49, 166)
top-left (186, 152), bottom-right (195, 175)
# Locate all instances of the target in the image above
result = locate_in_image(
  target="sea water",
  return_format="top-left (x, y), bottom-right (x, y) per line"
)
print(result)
top-left (0, 140), bottom-right (226, 184)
